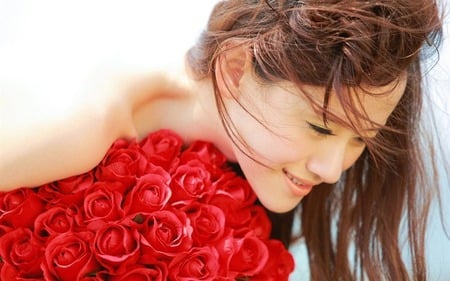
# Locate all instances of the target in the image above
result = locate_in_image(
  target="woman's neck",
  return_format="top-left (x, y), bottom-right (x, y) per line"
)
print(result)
top-left (131, 70), bottom-right (236, 161)
top-left (188, 78), bottom-right (237, 161)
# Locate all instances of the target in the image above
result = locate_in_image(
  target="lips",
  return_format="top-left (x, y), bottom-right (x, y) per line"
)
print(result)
top-left (282, 168), bottom-right (316, 196)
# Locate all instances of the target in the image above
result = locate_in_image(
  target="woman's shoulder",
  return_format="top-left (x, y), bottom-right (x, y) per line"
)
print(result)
top-left (128, 66), bottom-right (197, 140)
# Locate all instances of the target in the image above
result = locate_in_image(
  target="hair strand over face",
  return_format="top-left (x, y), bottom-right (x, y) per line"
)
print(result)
top-left (186, 0), bottom-right (443, 280)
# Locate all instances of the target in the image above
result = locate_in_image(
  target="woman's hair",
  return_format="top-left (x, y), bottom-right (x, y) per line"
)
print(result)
top-left (186, 0), bottom-right (443, 280)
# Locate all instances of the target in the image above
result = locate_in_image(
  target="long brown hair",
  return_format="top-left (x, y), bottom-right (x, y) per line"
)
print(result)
top-left (186, 0), bottom-right (443, 280)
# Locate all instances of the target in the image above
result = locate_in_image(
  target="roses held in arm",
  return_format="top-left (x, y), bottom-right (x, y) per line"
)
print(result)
top-left (0, 129), bottom-right (295, 281)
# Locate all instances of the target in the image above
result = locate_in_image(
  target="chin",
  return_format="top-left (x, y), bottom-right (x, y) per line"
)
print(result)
top-left (260, 198), bottom-right (302, 214)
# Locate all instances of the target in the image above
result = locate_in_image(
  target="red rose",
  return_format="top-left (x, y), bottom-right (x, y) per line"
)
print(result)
top-left (140, 209), bottom-right (193, 257)
top-left (0, 129), bottom-right (295, 280)
top-left (228, 233), bottom-right (269, 277)
top-left (0, 228), bottom-right (44, 280)
top-left (168, 246), bottom-right (220, 281)
top-left (182, 141), bottom-right (228, 180)
top-left (77, 275), bottom-right (104, 281)
top-left (111, 264), bottom-right (167, 281)
top-left (170, 159), bottom-right (214, 204)
top-left (0, 188), bottom-right (45, 229)
top-left (38, 172), bottom-right (94, 206)
top-left (92, 222), bottom-right (140, 274)
top-left (252, 240), bottom-right (295, 281)
top-left (0, 224), bottom-right (12, 236)
top-left (245, 205), bottom-right (271, 240)
top-left (82, 182), bottom-right (125, 230)
top-left (139, 129), bottom-right (183, 172)
top-left (186, 203), bottom-right (226, 245)
top-left (34, 206), bottom-right (75, 238)
top-left (212, 173), bottom-right (256, 207)
top-left (210, 174), bottom-right (256, 228)
top-left (42, 231), bottom-right (100, 281)
top-left (123, 165), bottom-right (172, 215)
top-left (95, 139), bottom-right (148, 187)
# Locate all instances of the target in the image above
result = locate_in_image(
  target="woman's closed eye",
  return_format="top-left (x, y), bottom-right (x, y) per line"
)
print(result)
top-left (307, 121), bottom-right (368, 146)
top-left (306, 121), bottom-right (335, 136)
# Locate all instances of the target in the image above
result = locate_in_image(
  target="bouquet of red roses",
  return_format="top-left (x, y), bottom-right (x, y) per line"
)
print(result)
top-left (0, 129), bottom-right (294, 281)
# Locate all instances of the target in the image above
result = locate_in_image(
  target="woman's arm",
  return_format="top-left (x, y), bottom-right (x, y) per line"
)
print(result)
top-left (0, 74), bottom-right (139, 191)
top-left (0, 0), bottom-right (192, 191)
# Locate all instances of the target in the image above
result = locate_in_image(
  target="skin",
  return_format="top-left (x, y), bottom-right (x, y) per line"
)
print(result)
top-left (133, 47), bottom-right (406, 213)
top-left (217, 77), bottom-right (406, 213)
top-left (0, 48), bottom-right (405, 215)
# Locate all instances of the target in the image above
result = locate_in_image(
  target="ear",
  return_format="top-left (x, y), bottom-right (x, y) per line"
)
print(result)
top-left (215, 42), bottom-right (251, 98)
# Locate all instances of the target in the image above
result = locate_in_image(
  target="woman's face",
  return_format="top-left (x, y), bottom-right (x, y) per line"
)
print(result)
top-left (222, 72), bottom-right (406, 213)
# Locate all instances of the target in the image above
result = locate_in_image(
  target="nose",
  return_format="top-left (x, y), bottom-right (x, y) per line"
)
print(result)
top-left (306, 144), bottom-right (346, 184)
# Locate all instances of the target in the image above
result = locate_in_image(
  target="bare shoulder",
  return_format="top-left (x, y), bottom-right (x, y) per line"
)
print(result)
top-left (127, 66), bottom-right (195, 140)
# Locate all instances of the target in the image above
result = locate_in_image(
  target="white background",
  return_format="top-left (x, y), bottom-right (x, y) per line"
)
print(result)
top-left (0, 1), bottom-right (448, 280)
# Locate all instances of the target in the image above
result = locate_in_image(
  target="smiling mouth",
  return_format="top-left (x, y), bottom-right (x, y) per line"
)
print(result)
top-left (282, 169), bottom-right (316, 189)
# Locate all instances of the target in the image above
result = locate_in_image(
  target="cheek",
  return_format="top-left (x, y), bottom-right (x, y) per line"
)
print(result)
top-left (226, 92), bottom-right (312, 166)
top-left (342, 147), bottom-right (366, 171)
top-left (232, 130), bottom-right (312, 167)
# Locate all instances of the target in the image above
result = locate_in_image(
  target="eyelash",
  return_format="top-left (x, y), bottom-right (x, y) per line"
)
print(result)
top-left (306, 122), bottom-right (334, 136)
top-left (307, 121), bottom-right (367, 144)
top-left (354, 137), bottom-right (365, 145)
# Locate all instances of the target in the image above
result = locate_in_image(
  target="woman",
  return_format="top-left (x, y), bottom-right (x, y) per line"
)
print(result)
top-left (0, 0), bottom-right (444, 280)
